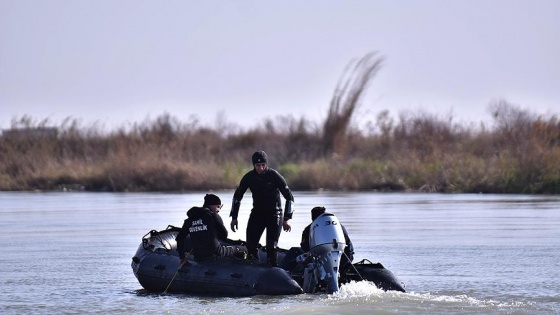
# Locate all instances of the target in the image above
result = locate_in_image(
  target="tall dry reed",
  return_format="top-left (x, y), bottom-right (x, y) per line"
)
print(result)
top-left (1, 101), bottom-right (557, 193)
top-left (1, 50), bottom-right (558, 194)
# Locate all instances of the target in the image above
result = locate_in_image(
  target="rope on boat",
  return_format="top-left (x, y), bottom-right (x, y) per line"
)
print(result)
top-left (163, 261), bottom-right (184, 294)
top-left (163, 249), bottom-right (193, 294)
top-left (143, 229), bottom-right (176, 251)
top-left (344, 252), bottom-right (364, 281)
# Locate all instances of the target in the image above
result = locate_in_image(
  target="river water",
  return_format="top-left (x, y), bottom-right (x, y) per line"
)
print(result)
top-left (0, 191), bottom-right (558, 314)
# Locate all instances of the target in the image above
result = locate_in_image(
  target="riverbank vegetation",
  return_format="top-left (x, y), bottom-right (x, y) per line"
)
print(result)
top-left (1, 54), bottom-right (558, 193)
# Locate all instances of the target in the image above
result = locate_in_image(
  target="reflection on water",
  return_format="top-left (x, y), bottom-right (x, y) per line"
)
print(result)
top-left (0, 191), bottom-right (559, 314)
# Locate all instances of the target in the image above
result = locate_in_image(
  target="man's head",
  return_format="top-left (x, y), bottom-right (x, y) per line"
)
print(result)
top-left (252, 150), bottom-right (268, 174)
top-left (311, 206), bottom-right (326, 220)
top-left (252, 150), bottom-right (268, 164)
top-left (204, 194), bottom-right (223, 213)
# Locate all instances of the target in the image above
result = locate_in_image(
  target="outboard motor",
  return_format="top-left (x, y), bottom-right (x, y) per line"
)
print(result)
top-left (300, 212), bottom-right (346, 293)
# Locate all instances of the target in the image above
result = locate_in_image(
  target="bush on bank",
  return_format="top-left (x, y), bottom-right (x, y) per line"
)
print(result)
top-left (1, 102), bottom-right (558, 194)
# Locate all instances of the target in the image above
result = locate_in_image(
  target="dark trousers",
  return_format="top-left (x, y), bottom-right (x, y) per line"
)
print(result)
top-left (246, 213), bottom-right (282, 265)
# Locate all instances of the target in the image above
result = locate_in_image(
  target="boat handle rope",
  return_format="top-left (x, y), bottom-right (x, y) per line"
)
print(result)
top-left (163, 249), bottom-right (193, 294)
top-left (344, 252), bottom-right (364, 281)
top-left (144, 229), bottom-right (173, 251)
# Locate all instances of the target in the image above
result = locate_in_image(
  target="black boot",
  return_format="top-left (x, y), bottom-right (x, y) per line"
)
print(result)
top-left (267, 250), bottom-right (278, 267)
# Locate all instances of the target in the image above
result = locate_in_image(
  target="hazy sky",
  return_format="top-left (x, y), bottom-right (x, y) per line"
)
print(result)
top-left (1, 0), bottom-right (559, 131)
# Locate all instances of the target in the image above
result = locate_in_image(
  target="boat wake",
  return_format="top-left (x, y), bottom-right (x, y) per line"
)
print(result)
top-left (321, 281), bottom-right (538, 314)
top-left (330, 280), bottom-right (387, 299)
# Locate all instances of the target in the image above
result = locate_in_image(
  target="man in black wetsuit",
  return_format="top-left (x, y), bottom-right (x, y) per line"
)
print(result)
top-left (300, 206), bottom-right (354, 272)
top-left (176, 194), bottom-right (247, 265)
top-left (229, 150), bottom-right (295, 266)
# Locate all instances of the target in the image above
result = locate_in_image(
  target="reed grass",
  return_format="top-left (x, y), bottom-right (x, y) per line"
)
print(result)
top-left (1, 101), bottom-right (558, 193)
top-left (1, 53), bottom-right (558, 194)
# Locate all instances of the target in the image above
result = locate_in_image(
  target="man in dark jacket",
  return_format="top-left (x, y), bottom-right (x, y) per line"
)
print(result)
top-left (229, 150), bottom-right (295, 266)
top-left (177, 194), bottom-right (247, 265)
top-left (300, 206), bottom-right (354, 272)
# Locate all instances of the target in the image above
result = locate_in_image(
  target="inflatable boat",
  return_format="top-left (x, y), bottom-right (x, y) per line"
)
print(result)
top-left (131, 214), bottom-right (405, 296)
top-left (131, 226), bottom-right (302, 296)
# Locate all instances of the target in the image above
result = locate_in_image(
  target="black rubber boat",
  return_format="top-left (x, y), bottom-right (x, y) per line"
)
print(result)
top-left (131, 225), bottom-right (405, 296)
top-left (131, 226), bottom-right (302, 296)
